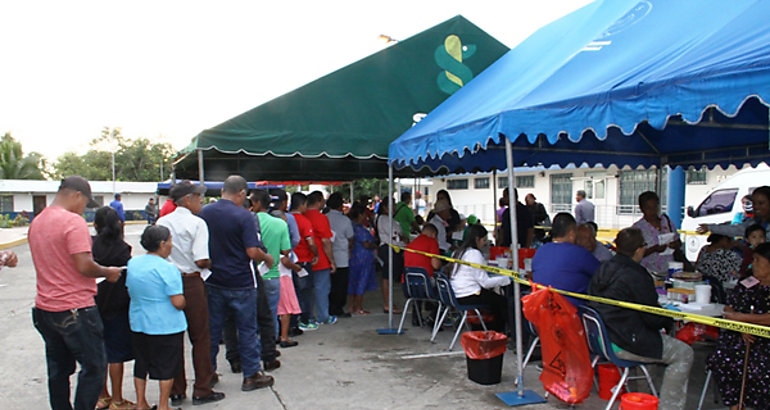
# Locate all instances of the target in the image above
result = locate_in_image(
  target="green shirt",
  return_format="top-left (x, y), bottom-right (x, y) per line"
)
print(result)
top-left (256, 212), bottom-right (291, 279)
top-left (393, 201), bottom-right (415, 238)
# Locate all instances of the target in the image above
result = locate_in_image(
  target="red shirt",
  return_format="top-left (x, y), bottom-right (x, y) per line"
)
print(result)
top-left (404, 234), bottom-right (440, 281)
top-left (292, 212), bottom-right (315, 263)
top-left (304, 209), bottom-right (333, 270)
top-left (159, 198), bottom-right (177, 218)
top-left (29, 206), bottom-right (95, 311)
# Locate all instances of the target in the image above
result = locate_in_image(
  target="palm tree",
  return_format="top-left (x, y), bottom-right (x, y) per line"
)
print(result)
top-left (0, 133), bottom-right (44, 179)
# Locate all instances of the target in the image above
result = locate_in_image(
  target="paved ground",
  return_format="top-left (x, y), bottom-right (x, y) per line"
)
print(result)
top-left (0, 224), bottom-right (725, 409)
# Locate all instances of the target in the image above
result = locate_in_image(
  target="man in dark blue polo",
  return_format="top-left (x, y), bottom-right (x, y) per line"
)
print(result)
top-left (199, 175), bottom-right (275, 391)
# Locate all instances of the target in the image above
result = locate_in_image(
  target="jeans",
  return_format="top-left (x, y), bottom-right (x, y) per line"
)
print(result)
top-left (261, 277), bottom-right (281, 337)
top-left (614, 334), bottom-right (694, 410)
top-left (206, 284), bottom-right (262, 377)
top-left (292, 262), bottom-right (314, 324)
top-left (223, 275), bottom-right (279, 366)
top-left (32, 306), bottom-right (107, 410)
top-left (312, 268), bottom-right (332, 323)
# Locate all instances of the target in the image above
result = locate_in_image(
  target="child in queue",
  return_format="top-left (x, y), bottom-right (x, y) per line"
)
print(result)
top-left (740, 224), bottom-right (767, 277)
top-left (126, 225), bottom-right (187, 410)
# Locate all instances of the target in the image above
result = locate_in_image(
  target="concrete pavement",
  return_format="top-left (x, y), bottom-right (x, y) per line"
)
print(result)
top-left (0, 224), bottom-right (723, 409)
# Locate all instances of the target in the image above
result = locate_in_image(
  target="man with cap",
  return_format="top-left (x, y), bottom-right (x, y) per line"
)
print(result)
top-left (29, 176), bottom-right (122, 410)
top-left (157, 181), bottom-right (225, 406)
top-left (428, 199), bottom-right (454, 253)
top-left (109, 193), bottom-right (125, 222)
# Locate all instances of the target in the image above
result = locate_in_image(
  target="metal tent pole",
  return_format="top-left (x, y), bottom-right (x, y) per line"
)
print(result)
top-left (496, 138), bottom-right (545, 406)
top-left (377, 164), bottom-right (401, 334)
top-left (197, 149), bottom-right (204, 184)
top-left (350, 180), bottom-right (354, 204)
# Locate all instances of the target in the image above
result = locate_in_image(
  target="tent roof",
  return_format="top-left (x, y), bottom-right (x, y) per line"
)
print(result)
top-left (389, 0), bottom-right (770, 172)
top-left (175, 15), bottom-right (508, 181)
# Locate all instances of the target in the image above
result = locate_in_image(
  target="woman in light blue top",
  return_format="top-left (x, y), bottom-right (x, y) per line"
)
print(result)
top-left (126, 225), bottom-right (186, 410)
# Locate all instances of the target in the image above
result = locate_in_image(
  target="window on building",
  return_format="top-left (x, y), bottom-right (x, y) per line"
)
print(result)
top-left (618, 170), bottom-right (658, 214)
top-left (550, 173), bottom-right (573, 213)
top-left (694, 189), bottom-right (738, 217)
top-left (474, 177), bottom-right (490, 189)
top-left (0, 196), bottom-right (12, 213)
top-left (686, 168), bottom-right (707, 185)
top-left (585, 171), bottom-right (606, 200)
top-left (447, 179), bottom-right (468, 190)
top-left (497, 175), bottom-right (534, 188)
top-left (516, 175), bottom-right (535, 188)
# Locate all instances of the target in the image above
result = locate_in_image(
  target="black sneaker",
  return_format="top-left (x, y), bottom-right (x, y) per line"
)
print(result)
top-left (170, 394), bottom-right (186, 406)
top-left (263, 359), bottom-right (281, 371)
top-left (279, 340), bottom-right (298, 348)
top-left (230, 361), bottom-right (242, 374)
top-left (192, 391), bottom-right (225, 405)
top-left (288, 327), bottom-right (304, 337)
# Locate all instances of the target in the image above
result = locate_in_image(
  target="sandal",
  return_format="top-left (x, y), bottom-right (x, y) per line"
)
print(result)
top-left (109, 399), bottom-right (136, 410)
top-left (96, 396), bottom-right (111, 410)
top-left (383, 308), bottom-right (402, 314)
top-left (355, 309), bottom-right (370, 315)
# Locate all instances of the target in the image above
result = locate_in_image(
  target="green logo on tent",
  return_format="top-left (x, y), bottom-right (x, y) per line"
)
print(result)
top-left (435, 35), bottom-right (477, 95)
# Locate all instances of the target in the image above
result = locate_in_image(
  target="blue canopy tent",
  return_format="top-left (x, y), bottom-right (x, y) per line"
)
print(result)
top-left (387, 0), bottom-right (770, 405)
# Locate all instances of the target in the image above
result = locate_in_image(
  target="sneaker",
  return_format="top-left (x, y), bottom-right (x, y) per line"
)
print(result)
top-left (322, 315), bottom-right (338, 325)
top-left (241, 372), bottom-right (274, 391)
top-left (279, 339), bottom-right (298, 348)
top-left (298, 321), bottom-right (318, 331)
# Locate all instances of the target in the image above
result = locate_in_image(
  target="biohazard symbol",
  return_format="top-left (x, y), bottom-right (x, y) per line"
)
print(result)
top-left (548, 350), bottom-right (567, 376)
top-left (435, 35), bottom-right (476, 95)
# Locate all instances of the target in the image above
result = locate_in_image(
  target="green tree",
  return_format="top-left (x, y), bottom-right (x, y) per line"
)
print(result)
top-left (54, 127), bottom-right (175, 182)
top-left (0, 133), bottom-right (45, 179)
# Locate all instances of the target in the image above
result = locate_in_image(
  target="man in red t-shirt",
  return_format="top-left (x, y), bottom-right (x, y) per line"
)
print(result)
top-left (403, 224), bottom-right (443, 326)
top-left (303, 191), bottom-right (337, 325)
top-left (29, 176), bottom-right (122, 410)
top-left (289, 193), bottom-right (319, 331)
top-left (404, 224), bottom-right (442, 281)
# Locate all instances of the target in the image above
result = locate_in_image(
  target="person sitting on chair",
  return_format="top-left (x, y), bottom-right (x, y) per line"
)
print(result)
top-left (588, 227), bottom-right (693, 410)
top-left (448, 224), bottom-right (510, 332)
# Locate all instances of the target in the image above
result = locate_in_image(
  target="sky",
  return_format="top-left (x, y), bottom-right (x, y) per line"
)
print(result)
top-left (0, 0), bottom-right (591, 162)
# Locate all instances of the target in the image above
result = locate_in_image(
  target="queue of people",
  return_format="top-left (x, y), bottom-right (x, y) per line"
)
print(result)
top-left (24, 172), bottom-right (770, 410)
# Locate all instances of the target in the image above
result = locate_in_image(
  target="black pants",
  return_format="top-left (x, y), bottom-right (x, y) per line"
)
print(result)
top-left (224, 274), bottom-right (278, 366)
top-left (457, 289), bottom-right (508, 332)
top-left (329, 267), bottom-right (349, 315)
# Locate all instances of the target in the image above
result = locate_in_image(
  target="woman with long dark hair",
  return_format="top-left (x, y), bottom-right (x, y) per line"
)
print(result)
top-left (93, 206), bottom-right (135, 410)
top-left (449, 224), bottom-right (510, 331)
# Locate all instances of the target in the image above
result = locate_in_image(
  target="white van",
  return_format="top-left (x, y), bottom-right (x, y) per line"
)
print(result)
top-left (681, 165), bottom-right (770, 261)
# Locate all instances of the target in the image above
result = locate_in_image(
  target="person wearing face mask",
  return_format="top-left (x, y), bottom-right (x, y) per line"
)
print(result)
top-left (588, 228), bottom-right (693, 410)
top-left (448, 224), bottom-right (510, 332)
top-left (732, 195), bottom-right (754, 225)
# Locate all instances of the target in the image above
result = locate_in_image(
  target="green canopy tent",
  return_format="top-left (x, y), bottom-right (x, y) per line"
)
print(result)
top-left (173, 15), bottom-right (508, 181)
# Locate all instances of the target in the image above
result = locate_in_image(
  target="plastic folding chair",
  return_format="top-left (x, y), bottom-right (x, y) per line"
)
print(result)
top-left (397, 267), bottom-right (443, 336)
top-left (578, 305), bottom-right (658, 410)
top-left (434, 272), bottom-right (488, 351)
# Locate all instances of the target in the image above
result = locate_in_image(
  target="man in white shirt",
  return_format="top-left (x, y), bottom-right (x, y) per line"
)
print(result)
top-left (325, 193), bottom-right (354, 317)
top-left (429, 199), bottom-right (453, 253)
top-left (157, 181), bottom-right (225, 406)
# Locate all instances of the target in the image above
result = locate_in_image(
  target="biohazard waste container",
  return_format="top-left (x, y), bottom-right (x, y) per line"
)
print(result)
top-left (461, 331), bottom-right (507, 385)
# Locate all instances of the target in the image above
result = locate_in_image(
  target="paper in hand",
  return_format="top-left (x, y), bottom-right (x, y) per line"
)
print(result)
top-left (258, 262), bottom-right (270, 276)
top-left (201, 268), bottom-right (212, 281)
top-left (297, 268), bottom-right (309, 278)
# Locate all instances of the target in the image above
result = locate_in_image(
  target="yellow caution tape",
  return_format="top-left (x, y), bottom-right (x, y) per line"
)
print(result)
top-left (388, 243), bottom-right (770, 339)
